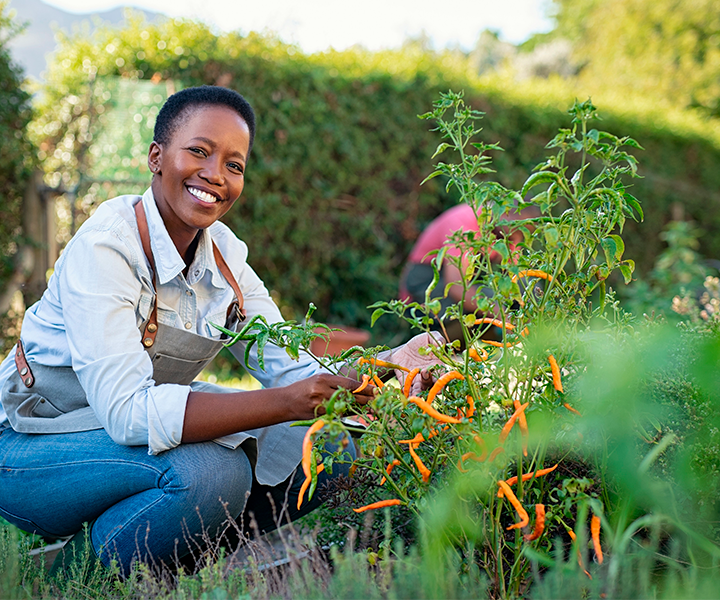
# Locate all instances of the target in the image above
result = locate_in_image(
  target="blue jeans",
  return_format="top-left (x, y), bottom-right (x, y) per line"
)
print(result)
top-left (0, 423), bottom-right (353, 576)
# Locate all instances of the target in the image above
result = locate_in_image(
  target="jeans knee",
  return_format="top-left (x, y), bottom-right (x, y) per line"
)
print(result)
top-left (164, 443), bottom-right (253, 519)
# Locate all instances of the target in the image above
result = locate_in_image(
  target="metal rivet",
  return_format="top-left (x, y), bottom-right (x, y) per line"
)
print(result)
top-left (147, 323), bottom-right (157, 333)
top-left (143, 338), bottom-right (154, 347)
top-left (185, 290), bottom-right (192, 296)
top-left (185, 322), bottom-right (192, 329)
top-left (40, 398), bottom-right (45, 403)
top-left (24, 377), bottom-right (33, 386)
top-left (20, 367), bottom-right (28, 376)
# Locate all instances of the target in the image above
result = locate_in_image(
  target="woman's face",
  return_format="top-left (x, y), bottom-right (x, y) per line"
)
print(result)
top-left (148, 104), bottom-right (251, 247)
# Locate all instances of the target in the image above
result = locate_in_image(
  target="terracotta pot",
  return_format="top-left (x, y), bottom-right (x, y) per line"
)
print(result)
top-left (310, 325), bottom-right (371, 356)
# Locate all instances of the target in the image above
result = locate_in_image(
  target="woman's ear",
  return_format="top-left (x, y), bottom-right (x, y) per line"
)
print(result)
top-left (148, 141), bottom-right (162, 175)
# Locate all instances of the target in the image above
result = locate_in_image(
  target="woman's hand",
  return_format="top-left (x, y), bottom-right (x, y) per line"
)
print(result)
top-left (389, 332), bottom-right (445, 396)
top-left (286, 372), bottom-right (376, 420)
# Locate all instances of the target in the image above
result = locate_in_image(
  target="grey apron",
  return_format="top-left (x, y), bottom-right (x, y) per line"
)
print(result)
top-left (2, 200), bottom-right (245, 434)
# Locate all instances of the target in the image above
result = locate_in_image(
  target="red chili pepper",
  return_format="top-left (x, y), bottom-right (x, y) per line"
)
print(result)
top-left (523, 504), bottom-right (546, 541)
top-left (353, 498), bottom-right (402, 513)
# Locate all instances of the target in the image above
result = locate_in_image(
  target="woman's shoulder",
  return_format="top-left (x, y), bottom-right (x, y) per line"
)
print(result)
top-left (208, 220), bottom-right (249, 264)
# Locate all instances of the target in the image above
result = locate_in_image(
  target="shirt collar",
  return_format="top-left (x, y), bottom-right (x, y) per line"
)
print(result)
top-left (140, 187), bottom-right (224, 289)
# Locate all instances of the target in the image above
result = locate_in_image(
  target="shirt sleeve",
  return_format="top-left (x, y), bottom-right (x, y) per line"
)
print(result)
top-left (57, 220), bottom-right (191, 454)
top-left (217, 234), bottom-right (328, 388)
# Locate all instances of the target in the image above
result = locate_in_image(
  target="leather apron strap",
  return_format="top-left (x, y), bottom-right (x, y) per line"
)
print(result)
top-left (134, 201), bottom-right (246, 349)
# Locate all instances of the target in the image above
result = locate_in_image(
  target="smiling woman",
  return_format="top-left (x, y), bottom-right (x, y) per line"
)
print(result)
top-left (0, 85), bottom-right (438, 579)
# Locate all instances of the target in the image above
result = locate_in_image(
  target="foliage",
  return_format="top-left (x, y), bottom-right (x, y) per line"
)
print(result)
top-left (0, 1), bottom-right (35, 311)
top-left (550, 0), bottom-right (720, 118)
top-left (216, 92), bottom-right (720, 596)
top-left (28, 13), bottom-right (720, 344)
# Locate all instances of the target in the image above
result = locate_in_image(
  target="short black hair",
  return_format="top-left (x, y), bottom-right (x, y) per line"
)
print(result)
top-left (153, 85), bottom-right (256, 153)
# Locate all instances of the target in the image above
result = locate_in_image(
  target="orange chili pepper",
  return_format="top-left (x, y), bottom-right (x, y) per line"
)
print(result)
top-left (468, 347), bottom-right (488, 362)
top-left (591, 515), bottom-right (603, 564)
top-left (403, 367), bottom-right (420, 398)
top-left (568, 530), bottom-right (592, 579)
top-left (408, 443), bottom-right (431, 483)
top-left (372, 374), bottom-right (384, 389)
top-left (457, 451), bottom-right (486, 472)
top-left (511, 269), bottom-right (553, 283)
top-left (399, 432), bottom-right (425, 445)
top-left (466, 395), bottom-right (476, 419)
top-left (358, 357), bottom-right (410, 372)
top-left (548, 354), bottom-right (563, 393)
top-left (563, 402), bottom-right (581, 416)
top-left (353, 374), bottom-right (371, 393)
top-left (498, 463), bottom-right (558, 497)
top-left (409, 396), bottom-right (463, 424)
top-left (380, 458), bottom-right (401, 485)
top-left (497, 480), bottom-right (530, 530)
top-left (426, 371), bottom-right (465, 404)
top-left (302, 420), bottom-right (325, 477)
top-left (523, 504), bottom-right (546, 542)
top-left (514, 398), bottom-right (529, 457)
top-left (353, 498), bottom-right (403, 513)
top-left (474, 317), bottom-right (516, 331)
top-left (499, 402), bottom-right (529, 443)
top-left (473, 434), bottom-right (488, 461)
top-left (483, 339), bottom-right (521, 348)
top-left (297, 463), bottom-right (325, 510)
top-left (488, 446), bottom-right (505, 462)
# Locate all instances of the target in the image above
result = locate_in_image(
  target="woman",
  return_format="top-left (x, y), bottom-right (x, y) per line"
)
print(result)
top-left (0, 86), bottom-right (436, 577)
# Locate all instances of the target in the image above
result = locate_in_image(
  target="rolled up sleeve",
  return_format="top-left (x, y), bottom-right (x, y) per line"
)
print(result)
top-left (58, 221), bottom-right (191, 454)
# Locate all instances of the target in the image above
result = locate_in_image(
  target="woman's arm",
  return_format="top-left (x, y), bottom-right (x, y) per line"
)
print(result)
top-left (181, 372), bottom-right (374, 442)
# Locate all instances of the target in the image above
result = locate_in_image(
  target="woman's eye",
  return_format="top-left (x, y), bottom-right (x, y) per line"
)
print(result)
top-left (227, 162), bottom-right (244, 174)
top-left (188, 147), bottom-right (207, 156)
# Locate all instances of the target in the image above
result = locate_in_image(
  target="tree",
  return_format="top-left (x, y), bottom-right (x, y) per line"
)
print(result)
top-left (552, 0), bottom-right (720, 116)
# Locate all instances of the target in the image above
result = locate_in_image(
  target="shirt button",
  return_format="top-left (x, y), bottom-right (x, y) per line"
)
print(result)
top-left (185, 322), bottom-right (192, 329)
top-left (185, 290), bottom-right (192, 296)
top-left (194, 270), bottom-right (200, 277)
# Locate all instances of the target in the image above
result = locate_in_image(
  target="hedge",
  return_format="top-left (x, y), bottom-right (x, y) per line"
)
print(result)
top-left (28, 14), bottom-right (720, 343)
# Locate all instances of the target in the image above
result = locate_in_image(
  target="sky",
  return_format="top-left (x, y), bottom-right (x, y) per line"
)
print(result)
top-left (41, 0), bottom-right (555, 53)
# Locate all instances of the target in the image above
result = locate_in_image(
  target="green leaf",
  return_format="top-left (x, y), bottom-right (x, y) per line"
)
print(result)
top-left (544, 226), bottom-right (560, 248)
top-left (601, 237), bottom-right (617, 266)
top-left (609, 234), bottom-right (625, 260)
top-left (520, 171), bottom-right (559, 197)
top-left (371, 308), bottom-right (386, 327)
top-left (623, 192), bottom-right (644, 221)
top-left (619, 260), bottom-right (635, 284)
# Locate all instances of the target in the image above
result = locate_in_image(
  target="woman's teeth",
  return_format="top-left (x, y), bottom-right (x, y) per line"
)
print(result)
top-left (188, 187), bottom-right (219, 203)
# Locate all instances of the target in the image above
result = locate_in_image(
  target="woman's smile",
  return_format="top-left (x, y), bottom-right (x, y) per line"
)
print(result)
top-left (147, 104), bottom-right (251, 259)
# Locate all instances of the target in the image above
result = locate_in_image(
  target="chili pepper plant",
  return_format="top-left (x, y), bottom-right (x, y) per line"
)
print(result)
top-left (216, 91), bottom-right (645, 595)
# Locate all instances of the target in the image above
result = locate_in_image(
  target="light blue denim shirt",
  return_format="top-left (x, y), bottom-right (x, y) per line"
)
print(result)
top-left (0, 187), bottom-right (323, 455)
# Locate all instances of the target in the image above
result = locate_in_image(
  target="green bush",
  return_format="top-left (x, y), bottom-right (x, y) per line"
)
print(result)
top-left (30, 14), bottom-right (720, 340)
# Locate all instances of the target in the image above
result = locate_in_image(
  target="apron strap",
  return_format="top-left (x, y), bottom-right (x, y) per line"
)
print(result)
top-left (133, 200), bottom-right (246, 349)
